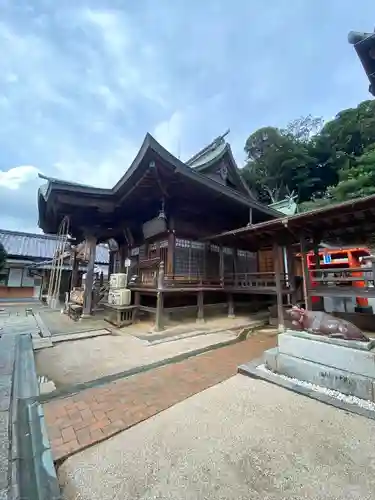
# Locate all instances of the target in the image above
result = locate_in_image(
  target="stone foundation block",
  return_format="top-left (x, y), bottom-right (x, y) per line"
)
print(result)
top-left (278, 333), bottom-right (375, 379)
top-left (265, 348), bottom-right (375, 401)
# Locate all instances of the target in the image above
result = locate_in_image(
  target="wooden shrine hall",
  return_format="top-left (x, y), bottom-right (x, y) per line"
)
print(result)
top-left (37, 131), bottom-right (375, 330)
top-left (208, 194), bottom-right (375, 330)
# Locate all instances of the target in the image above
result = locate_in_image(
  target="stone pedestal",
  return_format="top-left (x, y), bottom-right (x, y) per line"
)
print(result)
top-left (263, 330), bottom-right (375, 401)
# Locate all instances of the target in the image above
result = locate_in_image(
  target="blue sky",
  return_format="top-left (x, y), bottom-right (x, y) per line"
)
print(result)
top-left (0, 1), bottom-right (373, 232)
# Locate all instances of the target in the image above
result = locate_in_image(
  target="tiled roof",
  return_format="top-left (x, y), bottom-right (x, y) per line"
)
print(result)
top-left (0, 229), bottom-right (109, 264)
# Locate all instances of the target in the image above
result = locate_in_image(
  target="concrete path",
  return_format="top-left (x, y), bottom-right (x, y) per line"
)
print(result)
top-left (44, 332), bottom-right (277, 461)
top-left (35, 329), bottom-right (243, 387)
top-left (59, 374), bottom-right (375, 500)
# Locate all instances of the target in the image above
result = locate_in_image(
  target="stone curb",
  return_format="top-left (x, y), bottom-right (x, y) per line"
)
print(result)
top-left (12, 334), bottom-right (61, 499)
top-left (238, 359), bottom-right (375, 421)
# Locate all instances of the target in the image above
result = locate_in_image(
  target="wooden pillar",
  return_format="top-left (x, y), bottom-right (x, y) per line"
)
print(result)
top-left (108, 251), bottom-right (115, 278)
top-left (197, 290), bottom-right (205, 323)
top-left (273, 242), bottom-right (284, 331)
top-left (119, 244), bottom-right (127, 273)
top-left (155, 261), bottom-right (165, 331)
top-left (313, 237), bottom-right (324, 310)
top-left (82, 235), bottom-right (97, 317)
top-left (286, 246), bottom-right (297, 305)
top-left (227, 293), bottom-right (235, 318)
top-left (300, 237), bottom-right (312, 310)
top-left (167, 231), bottom-right (175, 275)
top-left (219, 246), bottom-right (224, 287)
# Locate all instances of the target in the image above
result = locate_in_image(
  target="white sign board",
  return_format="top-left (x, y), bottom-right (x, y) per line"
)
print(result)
top-left (124, 258), bottom-right (131, 268)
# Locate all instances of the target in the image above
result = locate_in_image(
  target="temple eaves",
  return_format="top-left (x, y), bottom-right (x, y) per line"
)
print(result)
top-left (348, 29), bottom-right (375, 97)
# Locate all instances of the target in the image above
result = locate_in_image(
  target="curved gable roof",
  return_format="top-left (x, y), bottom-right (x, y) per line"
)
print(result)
top-left (38, 133), bottom-right (280, 221)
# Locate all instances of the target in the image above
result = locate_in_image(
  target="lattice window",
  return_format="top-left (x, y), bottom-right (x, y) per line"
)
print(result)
top-left (237, 250), bottom-right (257, 273)
top-left (174, 239), bottom-right (204, 277)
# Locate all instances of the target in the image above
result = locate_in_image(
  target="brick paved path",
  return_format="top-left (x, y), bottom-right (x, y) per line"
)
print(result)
top-left (44, 332), bottom-right (276, 461)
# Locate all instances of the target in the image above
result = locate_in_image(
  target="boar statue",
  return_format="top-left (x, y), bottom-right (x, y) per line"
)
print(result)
top-left (286, 305), bottom-right (370, 342)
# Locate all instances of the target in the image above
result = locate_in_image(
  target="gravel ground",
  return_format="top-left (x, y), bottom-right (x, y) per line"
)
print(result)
top-left (35, 330), bottom-right (238, 386)
top-left (59, 374), bottom-right (375, 500)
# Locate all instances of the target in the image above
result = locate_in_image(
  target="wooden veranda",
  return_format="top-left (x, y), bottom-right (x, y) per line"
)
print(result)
top-left (207, 194), bottom-right (375, 330)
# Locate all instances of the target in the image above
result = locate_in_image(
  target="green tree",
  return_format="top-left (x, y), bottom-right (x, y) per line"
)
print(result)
top-left (242, 118), bottom-right (323, 204)
top-left (0, 243), bottom-right (7, 271)
top-left (330, 145), bottom-right (375, 201)
top-left (319, 100), bottom-right (375, 160)
top-left (242, 100), bottom-right (375, 211)
top-left (242, 126), bottom-right (292, 203)
top-left (299, 100), bottom-right (375, 210)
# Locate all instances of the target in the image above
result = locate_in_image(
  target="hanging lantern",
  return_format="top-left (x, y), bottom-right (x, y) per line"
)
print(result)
top-left (158, 199), bottom-right (167, 220)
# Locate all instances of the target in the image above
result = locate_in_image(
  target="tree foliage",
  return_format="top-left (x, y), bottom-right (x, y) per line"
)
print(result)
top-left (0, 243), bottom-right (7, 271)
top-left (241, 100), bottom-right (375, 211)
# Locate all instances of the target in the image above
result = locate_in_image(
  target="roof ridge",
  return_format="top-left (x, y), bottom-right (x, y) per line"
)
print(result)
top-left (186, 130), bottom-right (230, 166)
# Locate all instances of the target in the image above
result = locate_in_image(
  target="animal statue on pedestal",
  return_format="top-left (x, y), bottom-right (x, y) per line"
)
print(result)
top-left (286, 305), bottom-right (370, 342)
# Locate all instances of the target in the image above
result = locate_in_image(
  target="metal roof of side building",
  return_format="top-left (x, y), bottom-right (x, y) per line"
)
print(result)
top-left (0, 229), bottom-right (109, 264)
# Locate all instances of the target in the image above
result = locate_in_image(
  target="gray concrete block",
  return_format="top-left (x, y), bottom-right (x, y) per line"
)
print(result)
top-left (278, 333), bottom-right (375, 378)
top-left (274, 351), bottom-right (375, 401)
top-left (264, 348), bottom-right (278, 371)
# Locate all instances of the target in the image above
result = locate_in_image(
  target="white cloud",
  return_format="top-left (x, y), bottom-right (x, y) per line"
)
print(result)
top-left (0, 165), bottom-right (39, 190)
top-left (52, 140), bottom-right (139, 188)
top-left (153, 111), bottom-right (186, 157)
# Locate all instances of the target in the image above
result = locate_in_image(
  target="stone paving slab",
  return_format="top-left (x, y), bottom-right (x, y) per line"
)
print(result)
top-left (44, 332), bottom-right (277, 462)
